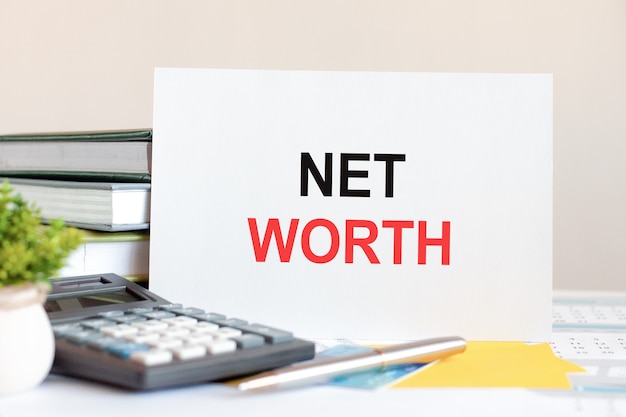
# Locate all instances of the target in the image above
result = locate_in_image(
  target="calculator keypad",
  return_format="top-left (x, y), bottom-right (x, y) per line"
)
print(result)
top-left (52, 305), bottom-right (293, 367)
top-left (46, 273), bottom-right (315, 390)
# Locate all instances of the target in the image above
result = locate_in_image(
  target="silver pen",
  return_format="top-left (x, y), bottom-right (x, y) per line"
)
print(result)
top-left (237, 335), bottom-right (466, 391)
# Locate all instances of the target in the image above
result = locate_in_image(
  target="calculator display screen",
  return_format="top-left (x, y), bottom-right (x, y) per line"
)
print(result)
top-left (44, 289), bottom-right (143, 314)
top-left (46, 274), bottom-right (170, 322)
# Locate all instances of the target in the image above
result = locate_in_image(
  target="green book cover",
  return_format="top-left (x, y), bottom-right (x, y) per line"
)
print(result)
top-left (77, 228), bottom-right (150, 243)
top-left (0, 129), bottom-right (152, 142)
top-left (0, 171), bottom-right (151, 183)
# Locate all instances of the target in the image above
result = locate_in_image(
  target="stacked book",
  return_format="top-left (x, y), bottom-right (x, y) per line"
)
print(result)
top-left (0, 129), bottom-right (152, 282)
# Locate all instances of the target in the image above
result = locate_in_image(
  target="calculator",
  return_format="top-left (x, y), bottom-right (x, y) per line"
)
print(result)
top-left (45, 273), bottom-right (316, 390)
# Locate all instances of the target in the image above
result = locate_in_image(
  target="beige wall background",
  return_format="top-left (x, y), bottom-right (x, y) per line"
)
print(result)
top-left (1, 0), bottom-right (625, 290)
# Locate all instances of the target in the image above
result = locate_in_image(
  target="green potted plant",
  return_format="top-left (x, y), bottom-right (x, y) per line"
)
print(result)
top-left (0, 180), bottom-right (82, 395)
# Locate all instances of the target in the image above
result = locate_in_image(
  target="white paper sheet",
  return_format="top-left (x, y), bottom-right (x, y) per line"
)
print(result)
top-left (150, 69), bottom-right (553, 341)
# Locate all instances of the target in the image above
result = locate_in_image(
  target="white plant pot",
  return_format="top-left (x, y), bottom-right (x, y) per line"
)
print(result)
top-left (0, 283), bottom-right (54, 395)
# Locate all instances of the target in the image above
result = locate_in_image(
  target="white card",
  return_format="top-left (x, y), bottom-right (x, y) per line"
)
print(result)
top-left (151, 69), bottom-right (552, 342)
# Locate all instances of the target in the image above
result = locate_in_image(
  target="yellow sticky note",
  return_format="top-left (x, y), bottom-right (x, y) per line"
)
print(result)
top-left (393, 341), bottom-right (585, 389)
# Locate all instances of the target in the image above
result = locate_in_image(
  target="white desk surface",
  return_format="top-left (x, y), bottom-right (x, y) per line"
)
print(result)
top-left (0, 374), bottom-right (617, 417)
top-left (4, 290), bottom-right (626, 416)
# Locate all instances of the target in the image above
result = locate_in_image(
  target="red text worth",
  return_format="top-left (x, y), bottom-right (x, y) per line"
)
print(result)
top-left (248, 153), bottom-right (451, 265)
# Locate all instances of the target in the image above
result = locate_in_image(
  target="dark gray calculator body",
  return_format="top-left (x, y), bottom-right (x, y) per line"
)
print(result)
top-left (46, 273), bottom-right (315, 390)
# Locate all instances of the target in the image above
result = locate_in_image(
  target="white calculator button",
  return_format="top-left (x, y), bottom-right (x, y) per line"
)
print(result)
top-left (100, 324), bottom-right (139, 338)
top-left (130, 349), bottom-right (173, 366)
top-left (203, 339), bottom-right (237, 355)
top-left (162, 316), bottom-right (198, 327)
top-left (211, 327), bottom-right (242, 339)
top-left (80, 318), bottom-right (117, 330)
top-left (183, 333), bottom-right (214, 344)
top-left (192, 322), bottom-right (219, 333)
top-left (160, 327), bottom-right (191, 338)
top-left (125, 331), bottom-right (161, 344)
top-left (132, 320), bottom-right (168, 332)
top-left (171, 345), bottom-right (207, 360)
top-left (148, 337), bottom-right (184, 349)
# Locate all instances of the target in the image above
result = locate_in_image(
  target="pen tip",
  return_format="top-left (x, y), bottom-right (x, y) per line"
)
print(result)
top-left (237, 374), bottom-right (279, 392)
